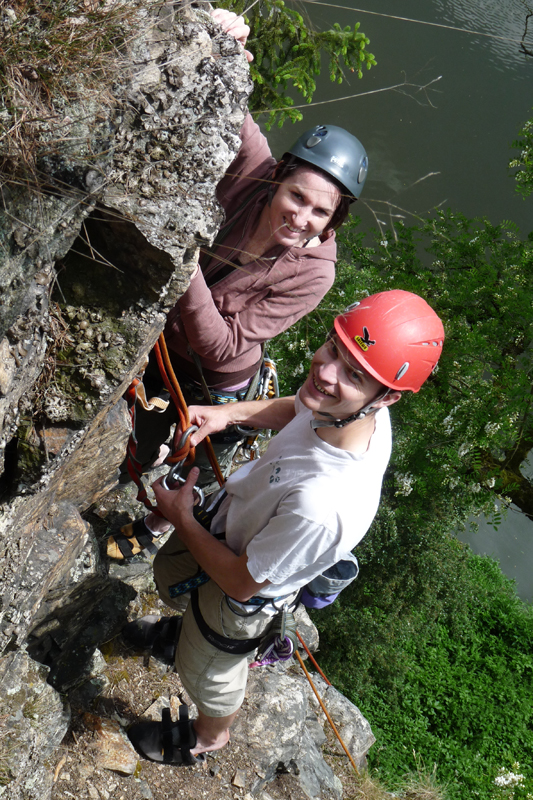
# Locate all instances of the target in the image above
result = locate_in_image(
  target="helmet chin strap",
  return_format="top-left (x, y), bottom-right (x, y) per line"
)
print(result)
top-left (310, 389), bottom-right (391, 430)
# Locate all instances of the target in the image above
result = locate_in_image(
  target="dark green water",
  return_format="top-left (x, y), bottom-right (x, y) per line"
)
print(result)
top-left (265, 0), bottom-right (533, 236)
top-left (261, 0), bottom-right (533, 600)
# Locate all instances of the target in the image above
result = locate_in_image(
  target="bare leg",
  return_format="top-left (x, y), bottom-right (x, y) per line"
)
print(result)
top-left (191, 709), bottom-right (239, 755)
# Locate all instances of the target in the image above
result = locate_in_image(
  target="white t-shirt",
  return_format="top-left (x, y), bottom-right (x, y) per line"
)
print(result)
top-left (211, 394), bottom-right (392, 598)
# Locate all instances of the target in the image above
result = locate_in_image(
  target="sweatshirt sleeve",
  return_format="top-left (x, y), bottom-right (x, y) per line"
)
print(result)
top-left (177, 258), bottom-right (335, 364)
top-left (216, 115), bottom-right (278, 209)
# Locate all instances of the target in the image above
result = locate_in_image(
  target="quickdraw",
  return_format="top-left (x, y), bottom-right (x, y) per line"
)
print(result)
top-left (234, 353), bottom-right (280, 463)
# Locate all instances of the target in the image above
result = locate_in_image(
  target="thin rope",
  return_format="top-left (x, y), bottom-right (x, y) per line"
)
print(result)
top-left (251, 78), bottom-right (442, 114)
top-left (295, 650), bottom-right (360, 775)
top-left (296, 630), bottom-right (331, 685)
top-left (293, 0), bottom-right (530, 46)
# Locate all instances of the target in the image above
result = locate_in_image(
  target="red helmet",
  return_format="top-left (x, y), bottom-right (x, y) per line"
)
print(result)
top-left (333, 290), bottom-right (444, 392)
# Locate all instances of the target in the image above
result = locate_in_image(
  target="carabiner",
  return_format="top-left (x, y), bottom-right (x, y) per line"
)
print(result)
top-left (161, 425), bottom-right (205, 507)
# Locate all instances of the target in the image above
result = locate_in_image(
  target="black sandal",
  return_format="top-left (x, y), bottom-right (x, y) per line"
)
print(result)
top-left (106, 517), bottom-right (161, 560)
top-left (128, 705), bottom-right (204, 765)
top-left (122, 615), bottom-right (182, 665)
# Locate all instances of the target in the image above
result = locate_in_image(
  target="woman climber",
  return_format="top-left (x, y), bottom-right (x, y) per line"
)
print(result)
top-left (107, 7), bottom-right (369, 560)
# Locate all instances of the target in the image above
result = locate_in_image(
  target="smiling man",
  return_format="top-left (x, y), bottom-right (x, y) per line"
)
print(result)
top-left (126, 290), bottom-right (444, 766)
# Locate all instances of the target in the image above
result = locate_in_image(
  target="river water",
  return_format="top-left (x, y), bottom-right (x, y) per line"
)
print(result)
top-left (262, 0), bottom-right (533, 600)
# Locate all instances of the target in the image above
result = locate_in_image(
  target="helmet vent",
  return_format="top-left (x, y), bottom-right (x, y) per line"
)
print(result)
top-left (306, 135), bottom-right (322, 148)
top-left (358, 157), bottom-right (368, 184)
top-left (395, 362), bottom-right (410, 381)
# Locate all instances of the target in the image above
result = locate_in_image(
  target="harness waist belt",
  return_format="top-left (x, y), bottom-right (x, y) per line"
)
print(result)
top-left (190, 589), bottom-right (263, 655)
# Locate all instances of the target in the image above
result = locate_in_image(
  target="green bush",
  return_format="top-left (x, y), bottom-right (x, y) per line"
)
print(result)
top-left (314, 555), bottom-right (533, 800)
top-left (218, 0), bottom-right (376, 127)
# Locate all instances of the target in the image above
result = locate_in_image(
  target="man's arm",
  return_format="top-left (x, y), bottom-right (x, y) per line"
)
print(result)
top-left (152, 468), bottom-right (269, 602)
top-left (189, 395), bottom-right (296, 447)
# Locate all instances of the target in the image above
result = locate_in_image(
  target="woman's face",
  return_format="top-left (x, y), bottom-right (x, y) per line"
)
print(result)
top-left (267, 166), bottom-right (340, 248)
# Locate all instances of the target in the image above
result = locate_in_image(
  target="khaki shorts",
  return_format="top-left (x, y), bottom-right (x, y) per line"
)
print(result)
top-left (154, 530), bottom-right (274, 717)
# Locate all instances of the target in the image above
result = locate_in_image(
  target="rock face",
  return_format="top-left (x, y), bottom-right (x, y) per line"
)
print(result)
top-left (0, 0), bottom-right (250, 658)
top-left (0, 1), bottom-right (251, 794)
top-left (0, 2), bottom-right (376, 797)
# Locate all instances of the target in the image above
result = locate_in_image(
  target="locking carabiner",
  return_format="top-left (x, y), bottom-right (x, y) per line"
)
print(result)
top-left (161, 426), bottom-right (205, 507)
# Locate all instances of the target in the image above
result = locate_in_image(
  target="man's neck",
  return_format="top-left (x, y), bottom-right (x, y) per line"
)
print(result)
top-left (314, 411), bottom-right (378, 454)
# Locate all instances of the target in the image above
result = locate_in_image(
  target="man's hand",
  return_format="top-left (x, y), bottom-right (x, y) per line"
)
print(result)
top-left (152, 467), bottom-right (200, 528)
top-left (211, 8), bottom-right (254, 62)
top-left (188, 404), bottom-right (234, 447)
top-left (188, 396), bottom-right (297, 448)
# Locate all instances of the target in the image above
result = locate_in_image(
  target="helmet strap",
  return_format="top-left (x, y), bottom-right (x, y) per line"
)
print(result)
top-left (310, 389), bottom-right (391, 430)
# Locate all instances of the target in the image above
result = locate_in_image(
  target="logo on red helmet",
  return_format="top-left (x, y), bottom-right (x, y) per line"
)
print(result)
top-left (354, 326), bottom-right (376, 352)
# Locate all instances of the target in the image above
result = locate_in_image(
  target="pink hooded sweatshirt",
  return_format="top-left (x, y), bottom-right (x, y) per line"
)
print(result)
top-left (163, 115), bottom-right (337, 390)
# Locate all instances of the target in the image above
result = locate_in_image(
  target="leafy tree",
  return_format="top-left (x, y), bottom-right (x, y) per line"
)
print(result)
top-left (509, 109), bottom-right (533, 198)
top-left (218, 0), bottom-right (376, 127)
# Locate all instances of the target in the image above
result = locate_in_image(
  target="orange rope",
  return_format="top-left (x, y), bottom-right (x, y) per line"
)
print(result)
top-left (296, 631), bottom-right (331, 686)
top-left (295, 650), bottom-right (360, 775)
top-left (156, 333), bottom-right (225, 487)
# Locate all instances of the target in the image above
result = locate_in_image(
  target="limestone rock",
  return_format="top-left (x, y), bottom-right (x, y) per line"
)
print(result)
top-left (82, 714), bottom-right (138, 775)
top-left (0, 0), bottom-right (250, 654)
top-left (0, 652), bottom-right (69, 800)
top-left (232, 667), bottom-right (343, 800)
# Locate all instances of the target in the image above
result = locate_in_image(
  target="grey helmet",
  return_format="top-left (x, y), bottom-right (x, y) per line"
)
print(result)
top-left (285, 124), bottom-right (368, 201)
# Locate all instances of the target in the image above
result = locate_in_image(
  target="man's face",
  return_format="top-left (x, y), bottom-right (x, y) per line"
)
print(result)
top-left (299, 335), bottom-right (389, 419)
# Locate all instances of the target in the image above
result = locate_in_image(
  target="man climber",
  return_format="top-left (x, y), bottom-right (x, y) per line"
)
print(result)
top-left (126, 290), bottom-right (445, 764)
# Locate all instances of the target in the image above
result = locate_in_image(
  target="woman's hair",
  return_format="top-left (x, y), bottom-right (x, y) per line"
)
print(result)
top-left (270, 155), bottom-right (353, 232)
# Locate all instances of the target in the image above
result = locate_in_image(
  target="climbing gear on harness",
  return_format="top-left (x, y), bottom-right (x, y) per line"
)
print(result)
top-left (128, 704), bottom-right (205, 765)
top-left (234, 353), bottom-right (280, 462)
top-left (107, 426), bottom-right (206, 561)
top-left (301, 556), bottom-right (359, 609)
top-left (249, 604), bottom-right (298, 668)
top-left (161, 426), bottom-right (206, 506)
top-left (121, 333), bottom-right (225, 518)
top-left (312, 290), bottom-right (444, 429)
top-left (285, 124), bottom-right (368, 200)
top-left (122, 615), bottom-right (182, 666)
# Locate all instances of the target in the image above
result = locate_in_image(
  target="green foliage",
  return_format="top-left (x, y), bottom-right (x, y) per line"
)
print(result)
top-left (315, 555), bottom-right (533, 800)
top-left (218, 0), bottom-right (376, 127)
top-left (509, 110), bottom-right (533, 198)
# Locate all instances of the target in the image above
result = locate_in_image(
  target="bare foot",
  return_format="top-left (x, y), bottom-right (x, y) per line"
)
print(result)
top-left (152, 444), bottom-right (170, 468)
top-left (144, 511), bottom-right (171, 536)
top-left (191, 726), bottom-right (230, 755)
